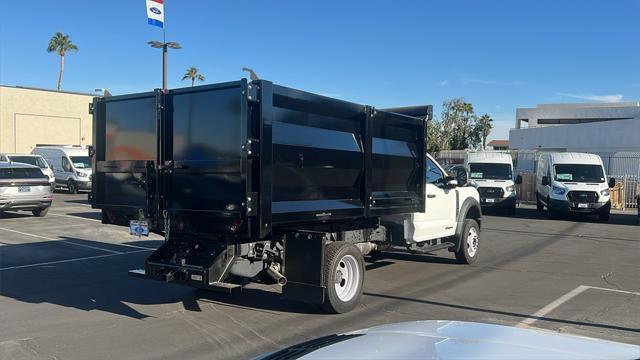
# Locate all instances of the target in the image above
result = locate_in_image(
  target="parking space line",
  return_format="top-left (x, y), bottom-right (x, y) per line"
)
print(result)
top-left (517, 285), bottom-right (590, 327)
top-left (0, 226), bottom-right (122, 254)
top-left (48, 212), bottom-right (101, 223)
top-left (587, 286), bottom-right (640, 296)
top-left (0, 249), bottom-right (152, 271)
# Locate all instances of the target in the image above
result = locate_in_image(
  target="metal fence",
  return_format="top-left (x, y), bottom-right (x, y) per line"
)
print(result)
top-left (609, 175), bottom-right (639, 209)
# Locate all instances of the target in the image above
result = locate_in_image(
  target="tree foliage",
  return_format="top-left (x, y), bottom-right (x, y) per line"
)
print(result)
top-left (182, 66), bottom-right (205, 87)
top-left (426, 98), bottom-right (490, 153)
top-left (47, 32), bottom-right (78, 91)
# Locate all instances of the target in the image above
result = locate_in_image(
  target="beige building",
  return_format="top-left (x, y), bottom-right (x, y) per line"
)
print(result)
top-left (0, 85), bottom-right (95, 153)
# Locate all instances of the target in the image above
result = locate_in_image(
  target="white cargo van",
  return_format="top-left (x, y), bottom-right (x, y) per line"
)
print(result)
top-left (536, 152), bottom-right (614, 221)
top-left (465, 152), bottom-right (521, 214)
top-left (31, 146), bottom-right (92, 194)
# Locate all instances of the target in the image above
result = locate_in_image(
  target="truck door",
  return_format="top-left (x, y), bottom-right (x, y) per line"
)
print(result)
top-left (163, 81), bottom-right (252, 236)
top-left (409, 158), bottom-right (456, 241)
top-left (91, 92), bottom-right (159, 228)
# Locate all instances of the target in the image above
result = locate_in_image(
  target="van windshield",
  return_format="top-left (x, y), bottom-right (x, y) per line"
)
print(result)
top-left (469, 163), bottom-right (512, 180)
top-left (10, 156), bottom-right (48, 169)
top-left (70, 156), bottom-right (91, 169)
top-left (554, 164), bottom-right (604, 183)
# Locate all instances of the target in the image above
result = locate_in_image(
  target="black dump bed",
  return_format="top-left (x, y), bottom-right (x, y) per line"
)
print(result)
top-left (90, 79), bottom-right (429, 240)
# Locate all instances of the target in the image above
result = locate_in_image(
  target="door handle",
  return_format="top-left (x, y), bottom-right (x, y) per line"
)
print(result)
top-left (427, 194), bottom-right (436, 198)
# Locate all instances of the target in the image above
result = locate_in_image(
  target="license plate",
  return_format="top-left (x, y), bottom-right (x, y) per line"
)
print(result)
top-left (18, 186), bottom-right (30, 192)
top-left (129, 220), bottom-right (149, 236)
top-left (578, 203), bottom-right (589, 208)
top-left (485, 198), bottom-right (495, 203)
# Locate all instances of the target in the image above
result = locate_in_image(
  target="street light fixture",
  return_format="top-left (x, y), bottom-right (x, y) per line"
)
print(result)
top-left (148, 40), bottom-right (182, 91)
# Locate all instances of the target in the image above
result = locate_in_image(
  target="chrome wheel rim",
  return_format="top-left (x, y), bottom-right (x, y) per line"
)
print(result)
top-left (334, 254), bottom-right (359, 302)
top-left (467, 227), bottom-right (479, 257)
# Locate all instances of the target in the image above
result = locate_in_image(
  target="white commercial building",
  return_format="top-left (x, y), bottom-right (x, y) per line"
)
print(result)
top-left (509, 102), bottom-right (640, 153)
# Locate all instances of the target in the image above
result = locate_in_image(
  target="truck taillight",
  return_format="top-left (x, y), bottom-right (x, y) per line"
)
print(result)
top-left (229, 219), bottom-right (242, 233)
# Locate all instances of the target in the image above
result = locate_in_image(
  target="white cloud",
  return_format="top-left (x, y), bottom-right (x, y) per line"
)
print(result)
top-left (440, 80), bottom-right (449, 86)
top-left (556, 92), bottom-right (624, 103)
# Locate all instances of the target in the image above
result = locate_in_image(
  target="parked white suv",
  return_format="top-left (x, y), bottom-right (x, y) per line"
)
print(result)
top-left (0, 154), bottom-right (56, 191)
top-left (536, 152), bottom-right (614, 221)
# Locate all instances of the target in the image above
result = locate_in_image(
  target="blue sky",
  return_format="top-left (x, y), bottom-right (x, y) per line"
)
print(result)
top-left (1, 0), bottom-right (638, 140)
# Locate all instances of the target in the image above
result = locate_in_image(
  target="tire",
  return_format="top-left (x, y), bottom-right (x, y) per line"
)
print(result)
top-left (320, 242), bottom-right (365, 314)
top-left (454, 219), bottom-right (480, 264)
top-left (67, 180), bottom-right (78, 194)
top-left (536, 193), bottom-right (544, 212)
top-left (599, 211), bottom-right (610, 222)
top-left (546, 197), bottom-right (556, 219)
top-left (32, 207), bottom-right (49, 217)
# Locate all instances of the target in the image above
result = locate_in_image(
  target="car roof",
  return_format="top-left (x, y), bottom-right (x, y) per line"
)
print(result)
top-left (467, 151), bottom-right (512, 164)
top-left (0, 162), bottom-right (40, 169)
top-left (33, 146), bottom-right (88, 156)
top-left (3, 153), bottom-right (41, 157)
top-left (548, 152), bottom-right (602, 165)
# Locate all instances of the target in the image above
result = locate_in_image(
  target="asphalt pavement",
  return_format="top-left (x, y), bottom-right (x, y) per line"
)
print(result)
top-left (0, 193), bottom-right (639, 359)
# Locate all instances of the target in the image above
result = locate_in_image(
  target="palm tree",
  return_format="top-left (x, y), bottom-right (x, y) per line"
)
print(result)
top-left (477, 114), bottom-right (494, 150)
top-left (182, 66), bottom-right (205, 86)
top-left (47, 32), bottom-right (79, 91)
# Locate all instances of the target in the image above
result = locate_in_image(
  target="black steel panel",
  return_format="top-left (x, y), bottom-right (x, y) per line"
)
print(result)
top-left (269, 85), bottom-right (367, 225)
top-left (164, 81), bottom-right (249, 236)
top-left (92, 93), bottom-right (158, 222)
top-left (368, 109), bottom-right (426, 216)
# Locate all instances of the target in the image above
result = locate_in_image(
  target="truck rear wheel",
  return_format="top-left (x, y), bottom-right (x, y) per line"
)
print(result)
top-left (321, 242), bottom-right (364, 314)
top-left (455, 219), bottom-right (479, 264)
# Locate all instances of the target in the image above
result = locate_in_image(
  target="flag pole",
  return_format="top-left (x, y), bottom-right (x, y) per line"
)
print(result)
top-left (162, 0), bottom-right (167, 92)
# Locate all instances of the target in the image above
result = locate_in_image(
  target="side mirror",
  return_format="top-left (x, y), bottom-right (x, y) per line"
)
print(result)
top-left (515, 175), bottom-right (522, 185)
top-left (455, 168), bottom-right (468, 187)
top-left (87, 145), bottom-right (95, 158)
top-left (608, 178), bottom-right (616, 188)
top-left (541, 176), bottom-right (549, 186)
top-left (445, 176), bottom-right (458, 188)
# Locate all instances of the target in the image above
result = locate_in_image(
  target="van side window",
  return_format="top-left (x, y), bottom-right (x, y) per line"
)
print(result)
top-left (62, 157), bottom-right (72, 172)
top-left (0, 155), bottom-right (7, 162)
top-left (427, 158), bottom-right (445, 185)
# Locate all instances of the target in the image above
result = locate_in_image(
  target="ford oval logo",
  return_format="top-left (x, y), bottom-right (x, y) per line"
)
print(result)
top-left (150, 7), bottom-right (161, 15)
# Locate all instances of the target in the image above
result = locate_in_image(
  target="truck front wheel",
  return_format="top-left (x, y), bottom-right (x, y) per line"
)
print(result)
top-left (455, 219), bottom-right (480, 264)
top-left (321, 242), bottom-right (365, 314)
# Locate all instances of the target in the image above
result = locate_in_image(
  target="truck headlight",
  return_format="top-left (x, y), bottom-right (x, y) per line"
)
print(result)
top-left (552, 185), bottom-right (566, 195)
top-left (76, 171), bottom-right (88, 178)
top-left (600, 188), bottom-right (610, 196)
top-left (506, 185), bottom-right (514, 193)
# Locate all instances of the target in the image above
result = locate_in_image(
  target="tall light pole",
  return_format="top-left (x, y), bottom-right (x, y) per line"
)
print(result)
top-left (148, 41), bottom-right (181, 92)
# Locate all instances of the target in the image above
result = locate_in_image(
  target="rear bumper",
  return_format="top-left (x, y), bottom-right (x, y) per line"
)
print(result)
top-left (77, 181), bottom-right (92, 190)
top-left (0, 198), bottom-right (52, 211)
top-left (549, 199), bottom-right (610, 215)
top-left (480, 196), bottom-right (515, 209)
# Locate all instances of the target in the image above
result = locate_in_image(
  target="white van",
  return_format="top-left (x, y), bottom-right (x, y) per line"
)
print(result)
top-left (31, 146), bottom-right (92, 194)
top-left (0, 153), bottom-right (55, 191)
top-left (465, 152), bottom-right (521, 214)
top-left (536, 152), bottom-right (614, 221)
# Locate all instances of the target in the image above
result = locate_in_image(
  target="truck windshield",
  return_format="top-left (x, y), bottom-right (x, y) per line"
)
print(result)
top-left (9, 156), bottom-right (47, 169)
top-left (554, 164), bottom-right (605, 183)
top-left (469, 163), bottom-right (512, 180)
top-left (70, 156), bottom-right (91, 169)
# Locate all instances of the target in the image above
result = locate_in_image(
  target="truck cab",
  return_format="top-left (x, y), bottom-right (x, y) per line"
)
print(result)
top-left (536, 152), bottom-right (614, 221)
top-left (465, 152), bottom-right (520, 214)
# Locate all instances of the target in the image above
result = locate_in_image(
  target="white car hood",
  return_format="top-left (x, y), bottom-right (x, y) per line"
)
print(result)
top-left (273, 321), bottom-right (640, 359)
top-left (472, 179), bottom-right (514, 187)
